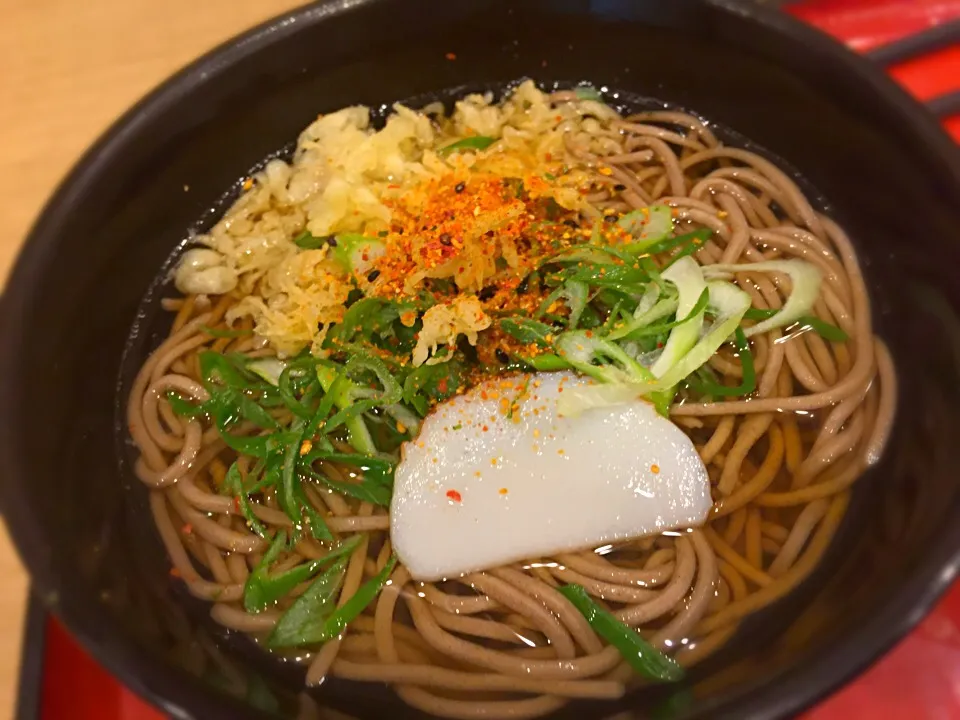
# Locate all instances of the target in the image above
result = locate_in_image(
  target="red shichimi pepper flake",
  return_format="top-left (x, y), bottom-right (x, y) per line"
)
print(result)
top-left (181, 524), bottom-right (193, 535)
top-left (233, 496), bottom-right (241, 512)
top-left (651, 464), bottom-right (661, 474)
top-left (499, 487), bottom-right (509, 495)
top-left (445, 52), bottom-right (457, 60)
top-left (446, 489), bottom-right (462, 502)
top-left (170, 567), bottom-right (182, 578)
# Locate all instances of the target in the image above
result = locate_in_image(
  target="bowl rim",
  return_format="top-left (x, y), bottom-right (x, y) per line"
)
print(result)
top-left (2, 0), bottom-right (960, 718)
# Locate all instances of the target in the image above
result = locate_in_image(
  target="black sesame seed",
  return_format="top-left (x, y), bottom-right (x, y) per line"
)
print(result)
top-left (613, 184), bottom-right (627, 192)
top-left (563, 219), bottom-right (578, 229)
top-left (496, 349), bottom-right (510, 363)
top-left (478, 286), bottom-right (496, 301)
top-left (327, 237), bottom-right (338, 247)
top-left (439, 233), bottom-right (453, 246)
top-left (455, 182), bottom-right (466, 193)
top-left (366, 269), bottom-right (381, 282)
top-left (517, 275), bottom-right (531, 294)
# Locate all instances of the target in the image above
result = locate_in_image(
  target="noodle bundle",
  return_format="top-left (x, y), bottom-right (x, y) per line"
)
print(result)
top-left (126, 83), bottom-right (895, 719)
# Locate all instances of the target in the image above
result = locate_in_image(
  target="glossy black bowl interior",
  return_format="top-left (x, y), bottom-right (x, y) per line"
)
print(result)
top-left (3, 1), bottom-right (960, 718)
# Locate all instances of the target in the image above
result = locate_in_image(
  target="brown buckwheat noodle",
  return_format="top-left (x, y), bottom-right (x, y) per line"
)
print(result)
top-left (127, 97), bottom-right (895, 718)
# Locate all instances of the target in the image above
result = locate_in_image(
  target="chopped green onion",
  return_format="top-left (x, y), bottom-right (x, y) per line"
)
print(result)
top-left (331, 233), bottom-right (386, 276)
top-left (199, 351), bottom-right (256, 389)
top-left (565, 264), bottom-right (651, 289)
top-left (293, 231), bottom-right (329, 250)
top-left (295, 481), bottom-right (333, 542)
top-left (402, 361), bottom-right (464, 416)
top-left (314, 353), bottom-right (401, 453)
top-left (383, 403), bottom-right (421, 435)
top-left (743, 308), bottom-right (778, 321)
top-left (244, 533), bottom-right (364, 613)
top-left (500, 318), bottom-right (556, 347)
top-left (644, 228), bottom-right (712, 259)
top-left (555, 331), bottom-right (654, 386)
top-left (616, 289), bottom-right (709, 343)
top-left (687, 327), bottom-right (756, 397)
top-left (266, 556), bottom-right (350, 648)
top-left (310, 556), bottom-right (398, 644)
top-left (541, 244), bottom-right (634, 267)
top-left (516, 353), bottom-right (572, 372)
top-left (607, 296), bottom-right (678, 341)
top-left (618, 206), bottom-right (674, 250)
top-left (702, 260), bottom-right (822, 338)
top-left (312, 364), bottom-right (374, 453)
top-left (556, 280), bottom-right (751, 415)
top-left (534, 280), bottom-right (588, 328)
top-left (231, 389), bottom-right (281, 431)
top-left (276, 361), bottom-right (316, 420)
top-left (558, 584), bottom-right (684, 682)
top-left (248, 358), bottom-right (287, 387)
top-left (646, 280), bottom-right (752, 392)
top-left (280, 424), bottom-right (305, 519)
top-left (302, 452), bottom-right (394, 486)
top-left (743, 309), bottom-right (848, 342)
top-left (308, 469), bottom-right (391, 507)
top-left (650, 258), bottom-right (707, 378)
top-left (225, 461), bottom-right (268, 539)
top-left (165, 390), bottom-right (202, 417)
top-left (794, 316), bottom-right (849, 342)
top-left (439, 136), bottom-right (496, 156)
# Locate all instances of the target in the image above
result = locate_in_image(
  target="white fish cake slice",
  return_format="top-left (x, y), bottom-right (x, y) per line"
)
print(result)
top-left (390, 372), bottom-right (712, 581)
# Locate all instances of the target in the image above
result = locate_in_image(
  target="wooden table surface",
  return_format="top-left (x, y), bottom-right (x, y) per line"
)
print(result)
top-left (0, 2), bottom-right (304, 716)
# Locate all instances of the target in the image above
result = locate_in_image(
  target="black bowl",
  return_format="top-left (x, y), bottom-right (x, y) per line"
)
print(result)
top-left (3, 1), bottom-right (960, 718)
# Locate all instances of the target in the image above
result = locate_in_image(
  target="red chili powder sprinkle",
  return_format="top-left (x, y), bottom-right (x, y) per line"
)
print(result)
top-left (181, 524), bottom-right (193, 535)
top-left (446, 489), bottom-right (462, 502)
top-left (445, 52), bottom-right (457, 61)
top-left (169, 567), bottom-right (182, 578)
top-left (233, 497), bottom-right (241, 512)
top-left (651, 464), bottom-right (661, 474)
top-left (499, 487), bottom-right (509, 495)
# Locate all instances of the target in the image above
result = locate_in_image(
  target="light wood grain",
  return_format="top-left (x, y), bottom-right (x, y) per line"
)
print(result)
top-left (0, 2), bottom-right (304, 717)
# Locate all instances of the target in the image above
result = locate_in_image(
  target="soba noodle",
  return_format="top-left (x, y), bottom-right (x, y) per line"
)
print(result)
top-left (127, 85), bottom-right (895, 719)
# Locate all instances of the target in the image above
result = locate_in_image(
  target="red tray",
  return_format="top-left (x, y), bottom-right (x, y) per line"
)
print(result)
top-left (20, 2), bottom-right (960, 719)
